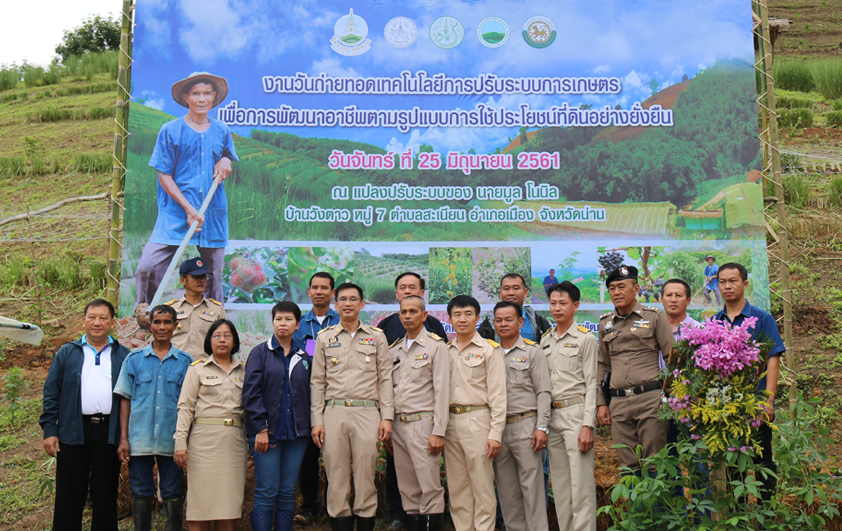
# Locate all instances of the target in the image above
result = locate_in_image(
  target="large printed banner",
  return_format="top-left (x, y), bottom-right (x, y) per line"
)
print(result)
top-left (122, 0), bottom-right (768, 347)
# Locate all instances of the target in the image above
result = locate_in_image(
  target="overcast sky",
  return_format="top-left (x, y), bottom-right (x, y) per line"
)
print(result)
top-left (0, 0), bottom-right (119, 66)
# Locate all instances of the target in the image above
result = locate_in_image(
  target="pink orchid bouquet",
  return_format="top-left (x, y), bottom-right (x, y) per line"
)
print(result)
top-left (664, 316), bottom-right (773, 455)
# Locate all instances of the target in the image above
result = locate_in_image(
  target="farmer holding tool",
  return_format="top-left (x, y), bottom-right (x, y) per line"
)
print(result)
top-left (596, 266), bottom-right (675, 472)
top-left (134, 71), bottom-right (238, 316)
top-left (164, 257), bottom-right (226, 361)
top-left (703, 255), bottom-right (721, 306)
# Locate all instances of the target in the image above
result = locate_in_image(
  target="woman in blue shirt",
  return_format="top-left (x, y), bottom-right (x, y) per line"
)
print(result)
top-left (243, 301), bottom-right (312, 531)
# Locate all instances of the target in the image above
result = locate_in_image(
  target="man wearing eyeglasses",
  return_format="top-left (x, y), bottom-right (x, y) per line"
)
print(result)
top-left (310, 283), bottom-right (394, 531)
top-left (163, 257), bottom-right (226, 361)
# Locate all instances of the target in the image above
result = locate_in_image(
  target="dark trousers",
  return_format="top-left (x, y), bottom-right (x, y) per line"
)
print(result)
top-left (298, 438), bottom-right (324, 514)
top-left (128, 455), bottom-right (183, 499)
top-left (729, 423), bottom-right (776, 503)
top-left (54, 417), bottom-right (121, 531)
top-left (385, 452), bottom-right (405, 519)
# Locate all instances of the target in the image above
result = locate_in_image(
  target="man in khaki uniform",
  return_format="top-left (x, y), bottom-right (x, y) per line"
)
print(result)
top-left (310, 283), bottom-right (394, 531)
top-left (164, 257), bottom-right (225, 360)
top-left (491, 301), bottom-right (551, 531)
top-left (596, 266), bottom-right (674, 471)
top-left (444, 295), bottom-right (506, 531)
top-left (389, 295), bottom-right (449, 531)
top-left (542, 282), bottom-right (598, 531)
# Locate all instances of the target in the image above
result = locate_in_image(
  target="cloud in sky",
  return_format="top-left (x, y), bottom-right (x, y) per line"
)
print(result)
top-left (178, 0), bottom-right (255, 62)
top-left (143, 98), bottom-right (166, 111)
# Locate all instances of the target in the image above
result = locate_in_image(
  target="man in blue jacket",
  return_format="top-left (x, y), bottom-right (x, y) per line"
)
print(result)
top-left (39, 299), bottom-right (129, 531)
top-left (114, 304), bottom-right (192, 531)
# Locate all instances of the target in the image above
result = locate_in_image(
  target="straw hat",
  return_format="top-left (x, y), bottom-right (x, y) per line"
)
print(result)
top-left (171, 72), bottom-right (229, 108)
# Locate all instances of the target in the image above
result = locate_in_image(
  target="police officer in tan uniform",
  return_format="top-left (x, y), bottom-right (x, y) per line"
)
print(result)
top-left (388, 295), bottom-right (449, 531)
top-left (165, 257), bottom-right (225, 361)
top-left (491, 301), bottom-right (551, 531)
top-left (444, 295), bottom-right (506, 531)
top-left (596, 266), bottom-right (674, 471)
top-left (542, 282), bottom-right (598, 531)
top-left (310, 283), bottom-right (394, 531)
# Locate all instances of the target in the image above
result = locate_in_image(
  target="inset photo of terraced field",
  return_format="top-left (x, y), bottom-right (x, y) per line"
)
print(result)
top-left (354, 247), bottom-right (430, 304)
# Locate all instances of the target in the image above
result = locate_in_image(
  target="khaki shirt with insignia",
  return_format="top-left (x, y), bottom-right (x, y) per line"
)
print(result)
top-left (597, 302), bottom-right (675, 407)
top-left (174, 355), bottom-right (245, 451)
top-left (166, 296), bottom-right (226, 361)
top-left (310, 322), bottom-right (394, 426)
top-left (390, 328), bottom-right (450, 437)
top-left (542, 322), bottom-right (599, 427)
top-left (448, 331), bottom-right (507, 442)
top-left (502, 336), bottom-right (551, 431)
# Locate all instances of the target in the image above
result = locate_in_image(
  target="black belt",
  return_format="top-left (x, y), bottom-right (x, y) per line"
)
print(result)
top-left (82, 414), bottom-right (109, 424)
top-left (609, 381), bottom-right (661, 398)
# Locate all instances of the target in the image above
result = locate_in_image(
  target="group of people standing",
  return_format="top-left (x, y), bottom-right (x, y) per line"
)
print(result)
top-left (39, 257), bottom-right (784, 531)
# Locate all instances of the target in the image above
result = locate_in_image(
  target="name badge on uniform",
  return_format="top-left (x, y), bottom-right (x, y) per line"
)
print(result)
top-left (359, 337), bottom-right (375, 346)
top-left (205, 376), bottom-right (218, 379)
top-left (563, 342), bottom-right (577, 348)
top-left (328, 337), bottom-right (341, 348)
top-left (177, 311), bottom-right (185, 315)
top-left (415, 353), bottom-right (428, 360)
top-left (465, 353), bottom-right (483, 361)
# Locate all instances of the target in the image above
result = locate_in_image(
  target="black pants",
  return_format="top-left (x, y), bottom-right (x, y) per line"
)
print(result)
top-left (385, 451), bottom-right (405, 520)
top-left (730, 422), bottom-right (776, 503)
top-left (53, 417), bottom-right (121, 531)
top-left (298, 438), bottom-right (324, 514)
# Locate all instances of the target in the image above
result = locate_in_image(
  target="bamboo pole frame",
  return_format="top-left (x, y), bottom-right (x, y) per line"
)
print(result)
top-left (106, 0), bottom-right (134, 308)
top-left (753, 0), bottom-right (797, 406)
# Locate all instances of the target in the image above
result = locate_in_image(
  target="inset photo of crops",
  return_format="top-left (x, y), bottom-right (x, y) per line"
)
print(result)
top-left (429, 247), bottom-right (473, 304)
top-left (222, 245), bottom-right (288, 305)
top-left (287, 247), bottom-right (354, 304)
top-left (354, 247), bottom-right (430, 305)
top-left (471, 247), bottom-right (531, 304)
top-left (531, 245), bottom-right (600, 304)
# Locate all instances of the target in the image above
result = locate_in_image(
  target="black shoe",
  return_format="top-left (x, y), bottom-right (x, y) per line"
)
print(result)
top-left (356, 516), bottom-right (377, 531)
top-left (161, 498), bottom-right (183, 531)
top-left (296, 510), bottom-right (317, 525)
top-left (330, 516), bottom-right (355, 531)
top-left (426, 514), bottom-right (444, 531)
top-left (406, 514), bottom-right (420, 531)
top-left (132, 497), bottom-right (154, 531)
top-left (388, 517), bottom-right (407, 530)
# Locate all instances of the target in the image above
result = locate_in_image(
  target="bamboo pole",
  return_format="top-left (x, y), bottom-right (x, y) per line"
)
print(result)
top-left (106, 0), bottom-right (134, 309)
top-left (757, 0), bottom-right (797, 406)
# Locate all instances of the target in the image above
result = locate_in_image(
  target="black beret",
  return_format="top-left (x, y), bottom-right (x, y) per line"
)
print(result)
top-left (605, 265), bottom-right (638, 287)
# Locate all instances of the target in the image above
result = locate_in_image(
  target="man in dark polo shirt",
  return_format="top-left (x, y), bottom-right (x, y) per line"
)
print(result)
top-left (377, 271), bottom-right (447, 529)
top-left (714, 262), bottom-right (784, 502)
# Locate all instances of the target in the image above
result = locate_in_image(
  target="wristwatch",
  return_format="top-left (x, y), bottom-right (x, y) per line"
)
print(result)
top-left (537, 427), bottom-right (549, 434)
top-left (584, 425), bottom-right (595, 431)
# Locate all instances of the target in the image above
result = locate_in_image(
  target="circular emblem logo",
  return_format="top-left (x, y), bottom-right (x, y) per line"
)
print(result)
top-left (522, 16), bottom-right (556, 48)
top-left (196, 260), bottom-right (203, 267)
top-left (477, 17), bottom-right (509, 48)
top-left (331, 9), bottom-right (371, 56)
top-left (384, 16), bottom-right (417, 48)
top-left (429, 16), bottom-right (464, 49)
top-left (619, 266), bottom-right (629, 277)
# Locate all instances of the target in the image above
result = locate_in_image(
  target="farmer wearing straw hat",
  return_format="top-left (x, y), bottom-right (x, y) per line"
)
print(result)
top-left (703, 255), bottom-right (721, 306)
top-left (134, 72), bottom-right (238, 316)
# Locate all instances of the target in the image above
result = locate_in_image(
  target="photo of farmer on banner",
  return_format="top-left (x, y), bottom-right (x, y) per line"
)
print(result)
top-left (133, 72), bottom-right (238, 317)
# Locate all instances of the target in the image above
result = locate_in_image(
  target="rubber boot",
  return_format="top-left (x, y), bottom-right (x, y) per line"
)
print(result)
top-left (250, 510), bottom-right (275, 531)
top-left (162, 498), bottom-right (184, 531)
top-left (131, 497), bottom-right (154, 531)
top-left (274, 509), bottom-right (294, 531)
top-left (356, 516), bottom-right (377, 531)
top-left (406, 514), bottom-right (420, 531)
top-left (426, 514), bottom-right (444, 531)
top-left (330, 516), bottom-right (355, 531)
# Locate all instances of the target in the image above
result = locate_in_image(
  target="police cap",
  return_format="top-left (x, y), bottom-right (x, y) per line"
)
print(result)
top-left (605, 265), bottom-right (638, 287)
top-left (180, 257), bottom-right (211, 276)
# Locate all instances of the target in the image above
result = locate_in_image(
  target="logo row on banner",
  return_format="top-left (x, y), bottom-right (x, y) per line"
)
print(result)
top-left (331, 11), bottom-right (557, 56)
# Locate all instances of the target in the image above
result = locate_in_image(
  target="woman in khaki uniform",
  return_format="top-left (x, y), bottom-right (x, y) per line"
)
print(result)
top-left (174, 320), bottom-right (247, 531)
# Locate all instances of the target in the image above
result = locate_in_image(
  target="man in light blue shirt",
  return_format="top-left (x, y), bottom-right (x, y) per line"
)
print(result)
top-left (114, 304), bottom-right (192, 531)
top-left (703, 255), bottom-right (720, 305)
top-left (134, 72), bottom-right (238, 311)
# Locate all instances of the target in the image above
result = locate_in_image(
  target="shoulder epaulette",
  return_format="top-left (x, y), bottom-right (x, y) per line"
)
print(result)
top-left (429, 333), bottom-right (444, 342)
top-left (523, 338), bottom-right (536, 346)
top-left (600, 312), bottom-right (613, 319)
top-left (541, 328), bottom-right (553, 338)
top-left (165, 299), bottom-right (178, 305)
top-left (578, 325), bottom-right (590, 333)
top-left (370, 326), bottom-right (383, 332)
top-left (318, 325), bottom-right (336, 335)
top-left (644, 306), bottom-right (661, 313)
top-left (389, 338), bottom-right (401, 349)
top-left (208, 298), bottom-right (223, 306)
top-left (190, 358), bottom-right (203, 366)
top-left (487, 339), bottom-right (500, 348)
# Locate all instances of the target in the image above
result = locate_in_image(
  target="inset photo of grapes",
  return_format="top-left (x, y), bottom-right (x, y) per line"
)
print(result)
top-left (222, 245), bottom-right (289, 305)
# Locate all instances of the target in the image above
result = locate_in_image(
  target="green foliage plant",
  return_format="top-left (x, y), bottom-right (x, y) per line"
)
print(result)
top-left (774, 58), bottom-right (816, 93)
top-left (832, 100), bottom-right (842, 112)
top-left (782, 174), bottom-right (809, 208)
top-left (776, 96), bottom-right (813, 109)
top-left (826, 111), bottom-right (842, 129)
top-left (0, 67), bottom-right (18, 91)
top-left (55, 15), bottom-right (120, 62)
top-left (22, 64), bottom-right (45, 88)
top-left (429, 248), bottom-right (473, 304)
top-left (778, 109), bottom-right (814, 129)
top-left (829, 177), bottom-right (842, 208)
top-left (811, 60), bottom-right (842, 100)
top-left (2, 367), bottom-right (28, 427)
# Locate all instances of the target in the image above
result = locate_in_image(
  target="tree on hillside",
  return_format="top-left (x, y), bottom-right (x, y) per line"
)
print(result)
top-left (55, 15), bottom-right (120, 62)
